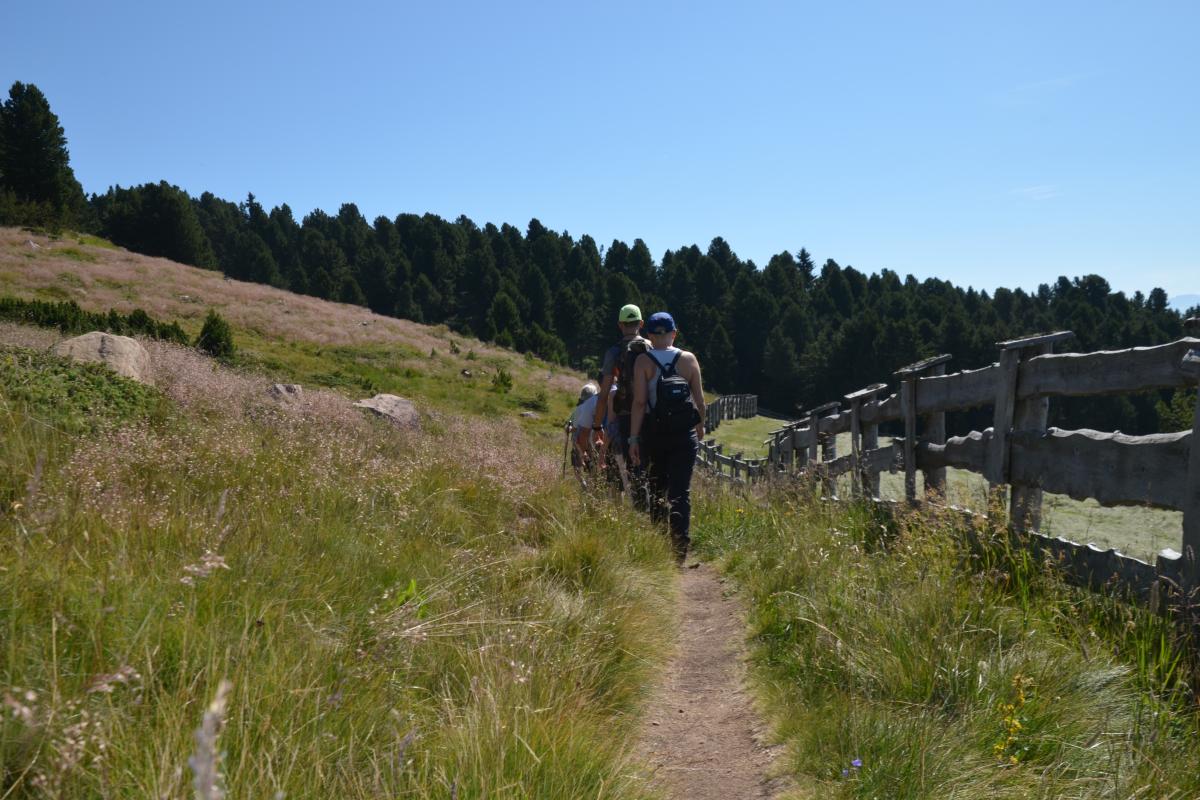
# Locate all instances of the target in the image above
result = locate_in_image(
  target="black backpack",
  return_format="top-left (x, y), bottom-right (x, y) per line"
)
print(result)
top-left (651, 352), bottom-right (701, 433)
top-left (611, 336), bottom-right (649, 416)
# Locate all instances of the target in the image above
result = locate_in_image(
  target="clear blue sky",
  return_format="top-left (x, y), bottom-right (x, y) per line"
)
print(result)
top-left (4, 0), bottom-right (1197, 298)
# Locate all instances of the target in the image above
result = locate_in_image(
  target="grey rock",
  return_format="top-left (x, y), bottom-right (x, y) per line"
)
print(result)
top-left (53, 332), bottom-right (150, 382)
top-left (269, 383), bottom-right (303, 401)
top-left (353, 394), bottom-right (420, 429)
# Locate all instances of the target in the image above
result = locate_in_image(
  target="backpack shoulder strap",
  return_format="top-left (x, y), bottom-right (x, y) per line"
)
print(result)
top-left (653, 351), bottom-right (682, 377)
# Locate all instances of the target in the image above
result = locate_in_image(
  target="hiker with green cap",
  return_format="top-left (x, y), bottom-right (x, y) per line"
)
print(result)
top-left (591, 303), bottom-right (650, 507)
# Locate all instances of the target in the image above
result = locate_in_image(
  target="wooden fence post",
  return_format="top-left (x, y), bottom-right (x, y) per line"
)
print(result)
top-left (845, 383), bottom-right (888, 499)
top-left (895, 355), bottom-right (953, 503)
top-left (896, 369), bottom-right (920, 504)
top-left (987, 331), bottom-right (1074, 531)
top-left (810, 401), bottom-right (841, 498)
top-left (1180, 345), bottom-right (1200, 592)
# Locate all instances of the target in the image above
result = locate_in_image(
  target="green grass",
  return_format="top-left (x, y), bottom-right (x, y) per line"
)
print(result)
top-left (53, 247), bottom-right (98, 263)
top-left (233, 332), bottom-right (580, 443)
top-left (0, 348), bottom-right (675, 797)
top-left (691, 481), bottom-right (1200, 799)
top-left (706, 414), bottom-right (785, 458)
top-left (0, 346), bottom-right (166, 435)
top-left (74, 234), bottom-right (119, 250)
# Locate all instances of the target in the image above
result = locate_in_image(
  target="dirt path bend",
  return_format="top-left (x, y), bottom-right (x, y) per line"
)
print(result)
top-left (636, 563), bottom-right (792, 800)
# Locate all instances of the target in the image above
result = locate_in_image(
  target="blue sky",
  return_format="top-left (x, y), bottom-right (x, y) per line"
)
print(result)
top-left (4, 0), bottom-right (1197, 298)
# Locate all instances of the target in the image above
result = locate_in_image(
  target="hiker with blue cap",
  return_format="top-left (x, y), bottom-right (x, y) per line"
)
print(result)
top-left (627, 311), bottom-right (706, 561)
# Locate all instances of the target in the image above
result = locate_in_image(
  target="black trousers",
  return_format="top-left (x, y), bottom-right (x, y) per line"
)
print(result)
top-left (616, 414), bottom-right (649, 511)
top-left (645, 428), bottom-right (699, 556)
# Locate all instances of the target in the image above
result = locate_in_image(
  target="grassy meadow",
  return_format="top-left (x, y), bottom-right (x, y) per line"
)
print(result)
top-left (0, 229), bottom-right (675, 798)
top-left (4, 226), bottom-right (1200, 799)
top-left (691, 479), bottom-right (1200, 799)
top-left (0, 336), bottom-right (675, 798)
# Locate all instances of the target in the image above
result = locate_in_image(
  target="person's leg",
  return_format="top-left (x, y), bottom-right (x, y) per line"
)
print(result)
top-left (645, 431), bottom-right (670, 526)
top-left (664, 431), bottom-right (699, 557)
top-left (619, 414), bottom-right (649, 512)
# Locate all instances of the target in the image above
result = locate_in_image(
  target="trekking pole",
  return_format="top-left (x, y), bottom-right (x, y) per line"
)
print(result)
top-left (562, 420), bottom-right (573, 478)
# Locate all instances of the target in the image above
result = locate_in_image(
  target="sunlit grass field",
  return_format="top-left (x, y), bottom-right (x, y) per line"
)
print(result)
top-left (0, 331), bottom-right (673, 798)
top-left (692, 480), bottom-right (1200, 799)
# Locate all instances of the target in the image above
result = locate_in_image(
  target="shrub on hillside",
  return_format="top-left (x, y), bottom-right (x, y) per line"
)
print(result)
top-left (491, 367), bottom-right (513, 394)
top-left (0, 346), bottom-right (165, 433)
top-left (196, 309), bottom-right (235, 359)
top-left (0, 295), bottom-right (189, 344)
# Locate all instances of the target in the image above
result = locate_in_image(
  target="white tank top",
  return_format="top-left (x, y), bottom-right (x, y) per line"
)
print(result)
top-left (646, 347), bottom-right (682, 410)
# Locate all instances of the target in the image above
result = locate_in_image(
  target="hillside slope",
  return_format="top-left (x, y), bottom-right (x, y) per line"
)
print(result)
top-left (0, 226), bottom-right (584, 426)
top-left (0, 228), bottom-right (681, 798)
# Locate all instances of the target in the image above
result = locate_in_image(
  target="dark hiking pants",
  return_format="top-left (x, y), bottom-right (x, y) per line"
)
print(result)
top-left (617, 414), bottom-right (649, 511)
top-left (645, 429), bottom-right (699, 557)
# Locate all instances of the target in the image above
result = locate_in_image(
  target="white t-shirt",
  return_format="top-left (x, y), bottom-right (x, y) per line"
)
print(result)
top-left (573, 385), bottom-right (617, 429)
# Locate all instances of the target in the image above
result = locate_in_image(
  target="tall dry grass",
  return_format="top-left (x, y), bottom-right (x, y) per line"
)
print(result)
top-left (0, 338), bottom-right (675, 798)
top-left (692, 477), bottom-right (1200, 799)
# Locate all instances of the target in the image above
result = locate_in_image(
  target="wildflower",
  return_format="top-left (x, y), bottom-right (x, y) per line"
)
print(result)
top-left (87, 665), bottom-right (141, 694)
top-left (181, 551), bottom-right (230, 585)
top-left (189, 679), bottom-right (233, 800)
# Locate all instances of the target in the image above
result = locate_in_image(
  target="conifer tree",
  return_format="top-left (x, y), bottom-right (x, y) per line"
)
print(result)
top-left (0, 81), bottom-right (87, 227)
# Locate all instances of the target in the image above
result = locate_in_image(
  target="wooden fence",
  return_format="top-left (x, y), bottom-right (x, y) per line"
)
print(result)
top-left (709, 325), bottom-right (1200, 602)
top-left (696, 440), bottom-right (769, 482)
top-left (704, 393), bottom-right (757, 432)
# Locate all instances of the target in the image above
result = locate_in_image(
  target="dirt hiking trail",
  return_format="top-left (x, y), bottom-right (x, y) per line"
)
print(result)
top-left (636, 563), bottom-right (796, 800)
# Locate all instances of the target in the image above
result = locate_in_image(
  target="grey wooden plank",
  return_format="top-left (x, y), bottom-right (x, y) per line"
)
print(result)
top-left (986, 348), bottom-right (1021, 486)
top-left (915, 429), bottom-right (990, 473)
top-left (997, 330), bottom-right (1074, 350)
top-left (895, 353), bottom-right (953, 376)
top-left (845, 382), bottom-right (889, 401)
top-left (1182, 358), bottom-right (1200, 588)
top-left (923, 362), bottom-right (948, 498)
top-left (1010, 342), bottom-right (1054, 532)
top-left (913, 365), bottom-right (998, 415)
top-left (1017, 338), bottom-right (1200, 399)
top-left (902, 377), bottom-right (917, 502)
top-left (1008, 428), bottom-right (1191, 510)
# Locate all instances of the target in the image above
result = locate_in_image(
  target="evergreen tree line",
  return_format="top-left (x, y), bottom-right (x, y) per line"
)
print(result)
top-left (3, 81), bottom-right (1196, 434)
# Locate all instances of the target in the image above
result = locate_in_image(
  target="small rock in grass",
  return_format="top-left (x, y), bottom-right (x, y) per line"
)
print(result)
top-left (354, 394), bottom-right (420, 429)
top-left (269, 383), bottom-right (303, 401)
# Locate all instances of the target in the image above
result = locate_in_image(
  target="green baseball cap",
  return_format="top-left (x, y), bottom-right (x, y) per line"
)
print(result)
top-left (618, 304), bottom-right (643, 323)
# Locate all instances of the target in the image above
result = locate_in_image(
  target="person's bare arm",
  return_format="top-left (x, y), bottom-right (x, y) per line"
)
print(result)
top-left (629, 356), bottom-right (649, 466)
top-left (591, 370), bottom-right (615, 443)
top-left (685, 353), bottom-right (706, 439)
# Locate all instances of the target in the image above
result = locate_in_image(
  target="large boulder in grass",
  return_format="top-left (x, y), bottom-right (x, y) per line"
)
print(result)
top-left (53, 332), bottom-right (150, 383)
top-left (354, 394), bottom-right (420, 429)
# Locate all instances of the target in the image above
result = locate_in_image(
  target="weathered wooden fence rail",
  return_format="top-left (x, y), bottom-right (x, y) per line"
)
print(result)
top-left (719, 324), bottom-right (1200, 604)
top-left (696, 440), bottom-right (768, 483)
top-left (704, 393), bottom-right (757, 433)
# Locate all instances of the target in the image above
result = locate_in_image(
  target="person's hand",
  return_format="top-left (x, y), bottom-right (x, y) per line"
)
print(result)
top-left (695, 423), bottom-right (705, 440)
top-left (629, 441), bottom-right (641, 466)
top-left (590, 428), bottom-right (604, 447)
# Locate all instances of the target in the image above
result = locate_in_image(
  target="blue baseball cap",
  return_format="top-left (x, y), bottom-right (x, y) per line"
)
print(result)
top-left (645, 312), bottom-right (676, 334)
